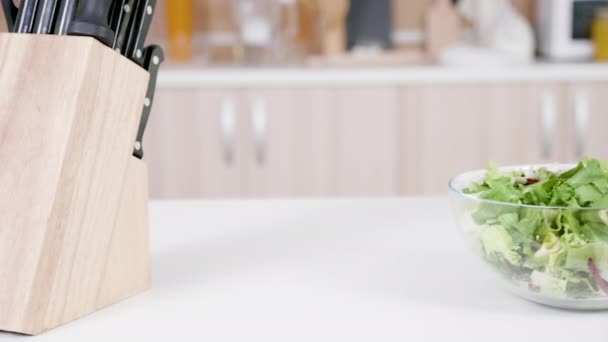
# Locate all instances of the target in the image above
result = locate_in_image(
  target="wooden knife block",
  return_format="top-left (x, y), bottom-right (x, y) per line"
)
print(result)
top-left (0, 34), bottom-right (151, 335)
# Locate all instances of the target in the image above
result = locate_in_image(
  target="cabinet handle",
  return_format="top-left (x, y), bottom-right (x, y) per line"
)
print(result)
top-left (574, 91), bottom-right (590, 159)
top-left (220, 97), bottom-right (237, 165)
top-left (251, 97), bottom-right (268, 165)
top-left (540, 92), bottom-right (557, 160)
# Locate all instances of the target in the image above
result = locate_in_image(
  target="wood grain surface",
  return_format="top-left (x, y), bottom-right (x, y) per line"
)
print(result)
top-left (0, 34), bottom-right (150, 335)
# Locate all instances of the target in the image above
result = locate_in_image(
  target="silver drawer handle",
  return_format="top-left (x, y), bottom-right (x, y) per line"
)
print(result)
top-left (220, 97), bottom-right (237, 165)
top-left (540, 92), bottom-right (557, 160)
top-left (252, 97), bottom-right (268, 165)
top-left (574, 91), bottom-right (590, 159)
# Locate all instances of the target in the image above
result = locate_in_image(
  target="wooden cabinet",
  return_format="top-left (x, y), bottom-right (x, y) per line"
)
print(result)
top-left (563, 83), bottom-right (608, 162)
top-left (242, 88), bottom-right (333, 197)
top-left (146, 88), bottom-right (246, 198)
top-left (399, 84), bottom-right (566, 195)
top-left (146, 88), bottom-right (201, 198)
top-left (146, 86), bottom-right (400, 198)
top-left (146, 80), bottom-right (606, 198)
top-left (333, 87), bottom-right (399, 196)
top-left (243, 86), bottom-right (399, 197)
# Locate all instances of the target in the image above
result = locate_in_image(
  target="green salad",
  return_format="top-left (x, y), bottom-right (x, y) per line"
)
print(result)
top-left (463, 158), bottom-right (608, 298)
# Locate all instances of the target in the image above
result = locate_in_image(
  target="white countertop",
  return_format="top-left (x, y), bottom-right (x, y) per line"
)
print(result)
top-left (158, 64), bottom-right (608, 88)
top-left (3, 198), bottom-right (606, 341)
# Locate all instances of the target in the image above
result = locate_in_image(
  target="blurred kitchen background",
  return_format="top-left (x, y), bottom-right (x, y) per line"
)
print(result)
top-left (98, 0), bottom-right (608, 197)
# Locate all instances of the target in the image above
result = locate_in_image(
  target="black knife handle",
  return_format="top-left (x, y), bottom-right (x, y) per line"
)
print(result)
top-left (125, 0), bottom-right (155, 65)
top-left (53, 0), bottom-right (77, 34)
top-left (33, 0), bottom-right (57, 34)
top-left (14, 0), bottom-right (38, 33)
top-left (133, 45), bottom-right (164, 159)
top-left (67, 0), bottom-right (114, 46)
top-left (110, 0), bottom-right (135, 50)
top-left (121, 0), bottom-right (139, 53)
top-left (2, 0), bottom-right (18, 32)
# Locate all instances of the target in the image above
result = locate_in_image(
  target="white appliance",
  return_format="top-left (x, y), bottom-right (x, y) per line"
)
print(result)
top-left (537, 0), bottom-right (608, 61)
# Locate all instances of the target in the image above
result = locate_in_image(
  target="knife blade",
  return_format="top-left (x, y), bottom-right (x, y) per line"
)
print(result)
top-left (67, 0), bottom-right (114, 46)
top-left (133, 44), bottom-right (164, 159)
top-left (14, 0), bottom-right (38, 33)
top-left (53, 0), bottom-right (77, 34)
top-left (124, 0), bottom-right (155, 65)
top-left (110, 0), bottom-right (136, 50)
top-left (2, 0), bottom-right (18, 32)
top-left (32, 0), bottom-right (57, 33)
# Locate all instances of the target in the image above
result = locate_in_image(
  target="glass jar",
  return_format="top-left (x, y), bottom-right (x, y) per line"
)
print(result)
top-left (232, 0), bottom-right (279, 65)
top-left (166, 0), bottom-right (194, 62)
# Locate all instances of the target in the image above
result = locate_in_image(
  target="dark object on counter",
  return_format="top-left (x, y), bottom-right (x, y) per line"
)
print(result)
top-left (54, 0), bottom-right (78, 34)
top-left (133, 44), bottom-right (164, 159)
top-left (67, 0), bottom-right (114, 46)
top-left (572, 0), bottom-right (608, 39)
top-left (110, 0), bottom-right (135, 50)
top-left (32, 0), bottom-right (58, 33)
top-left (14, 0), bottom-right (39, 33)
top-left (346, 0), bottom-right (392, 51)
top-left (2, 0), bottom-right (18, 32)
top-left (124, 0), bottom-right (155, 65)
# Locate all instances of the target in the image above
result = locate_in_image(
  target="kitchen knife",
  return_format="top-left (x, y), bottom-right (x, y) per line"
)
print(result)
top-left (124, 0), bottom-right (155, 65)
top-left (67, 0), bottom-right (114, 46)
top-left (110, 0), bottom-right (136, 50)
top-left (2, 0), bottom-right (18, 32)
top-left (133, 44), bottom-right (164, 159)
top-left (32, 0), bottom-right (57, 33)
top-left (14, 0), bottom-right (38, 33)
top-left (53, 0), bottom-right (78, 34)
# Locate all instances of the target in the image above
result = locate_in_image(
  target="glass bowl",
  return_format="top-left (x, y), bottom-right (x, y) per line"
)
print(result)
top-left (449, 164), bottom-right (608, 310)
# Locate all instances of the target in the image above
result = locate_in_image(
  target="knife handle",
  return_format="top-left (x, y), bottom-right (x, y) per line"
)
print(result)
top-left (2, 0), bottom-right (18, 32)
top-left (125, 0), bottom-right (155, 65)
top-left (53, 0), bottom-right (77, 34)
top-left (110, 0), bottom-right (134, 50)
top-left (133, 45), bottom-right (164, 159)
top-left (14, 0), bottom-right (38, 33)
top-left (33, 0), bottom-right (58, 34)
top-left (67, 0), bottom-right (115, 46)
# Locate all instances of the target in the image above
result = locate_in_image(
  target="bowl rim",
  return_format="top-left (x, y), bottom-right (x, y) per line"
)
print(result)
top-left (448, 163), bottom-right (608, 211)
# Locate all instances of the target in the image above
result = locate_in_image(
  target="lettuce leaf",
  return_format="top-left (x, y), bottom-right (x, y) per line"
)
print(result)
top-left (480, 225), bottom-right (522, 266)
top-left (463, 158), bottom-right (608, 299)
top-left (530, 270), bottom-right (568, 297)
top-left (565, 242), bottom-right (608, 276)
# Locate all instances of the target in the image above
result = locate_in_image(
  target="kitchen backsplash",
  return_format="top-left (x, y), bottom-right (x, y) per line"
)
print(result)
top-left (0, 0), bottom-right (536, 62)
top-left (146, 0), bottom-right (535, 54)
top-left (148, 0), bottom-right (535, 39)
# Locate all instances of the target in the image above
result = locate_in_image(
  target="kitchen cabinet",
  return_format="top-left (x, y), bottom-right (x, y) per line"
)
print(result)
top-left (147, 70), bottom-right (608, 198)
top-left (400, 84), bottom-right (566, 195)
top-left (333, 87), bottom-right (399, 196)
top-left (242, 88), bottom-right (333, 197)
top-left (146, 86), bottom-right (399, 198)
top-left (146, 87), bottom-right (336, 198)
top-left (240, 86), bottom-right (399, 197)
top-left (146, 88), bottom-right (246, 198)
top-left (563, 83), bottom-right (608, 162)
top-left (146, 88), bottom-right (197, 198)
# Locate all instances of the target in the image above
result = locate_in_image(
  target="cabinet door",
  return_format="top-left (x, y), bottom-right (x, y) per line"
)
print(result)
top-left (242, 88), bottom-right (333, 197)
top-left (485, 84), bottom-right (566, 165)
top-left (332, 87), bottom-right (399, 196)
top-left (400, 84), bottom-right (565, 195)
top-left (146, 88), bottom-right (245, 198)
top-left (564, 83), bottom-right (608, 162)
